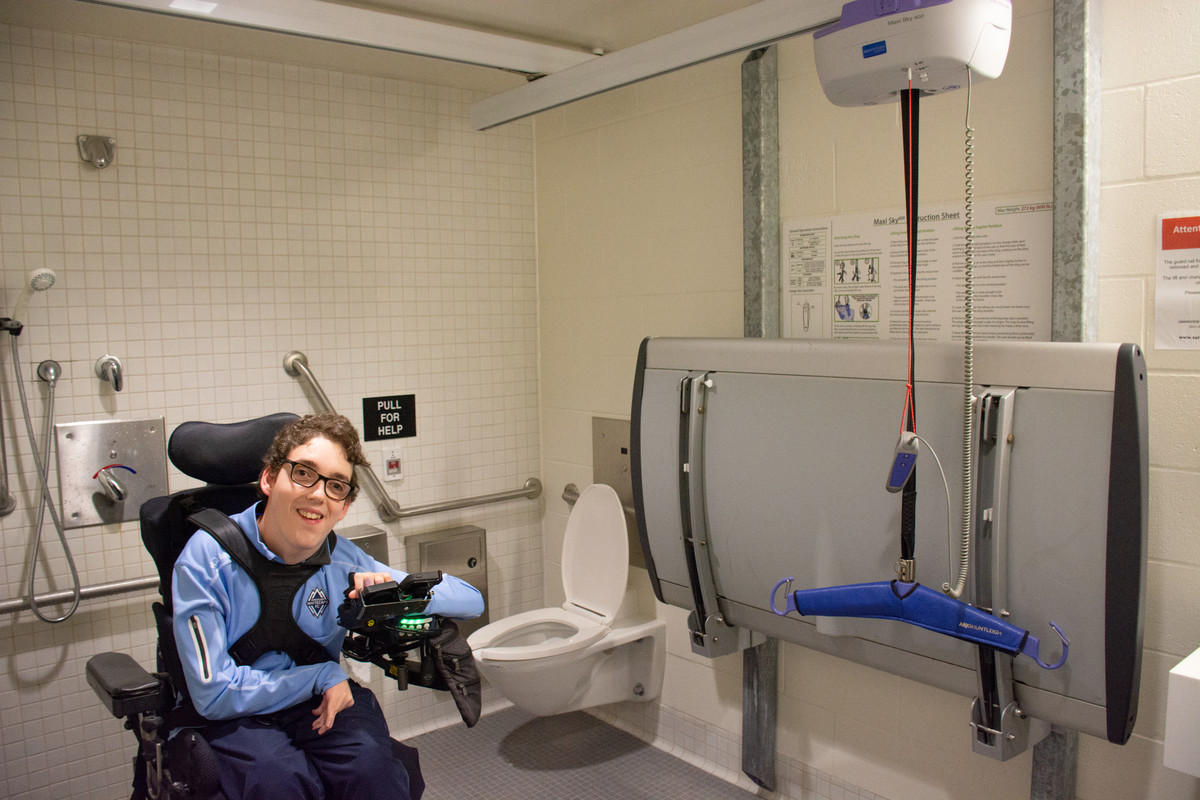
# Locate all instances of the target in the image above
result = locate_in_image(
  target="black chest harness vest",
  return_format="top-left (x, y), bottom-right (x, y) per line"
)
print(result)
top-left (185, 505), bottom-right (485, 730)
top-left (188, 507), bottom-right (336, 668)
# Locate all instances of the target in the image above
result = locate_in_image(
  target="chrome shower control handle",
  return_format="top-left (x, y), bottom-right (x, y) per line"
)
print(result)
top-left (97, 467), bottom-right (127, 503)
top-left (95, 354), bottom-right (123, 392)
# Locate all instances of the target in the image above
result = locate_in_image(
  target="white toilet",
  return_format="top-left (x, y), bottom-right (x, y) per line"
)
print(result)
top-left (467, 483), bottom-right (666, 717)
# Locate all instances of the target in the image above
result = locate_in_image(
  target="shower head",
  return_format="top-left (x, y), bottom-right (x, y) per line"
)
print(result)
top-left (9, 268), bottom-right (59, 331)
top-left (28, 268), bottom-right (56, 292)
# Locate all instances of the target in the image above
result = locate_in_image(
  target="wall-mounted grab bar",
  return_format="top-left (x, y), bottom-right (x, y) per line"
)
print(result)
top-left (0, 377), bottom-right (15, 516)
top-left (0, 403), bottom-right (14, 516)
top-left (3, 357), bottom-right (544, 618)
top-left (0, 576), bottom-right (158, 616)
top-left (396, 478), bottom-right (542, 518)
top-left (283, 350), bottom-right (542, 522)
top-left (2, 474), bottom-right (543, 617)
top-left (562, 482), bottom-right (636, 517)
top-left (2, 469), bottom-right (541, 615)
top-left (1, 473), bottom-right (542, 616)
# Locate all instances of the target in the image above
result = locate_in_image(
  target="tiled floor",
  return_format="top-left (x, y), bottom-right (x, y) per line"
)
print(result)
top-left (409, 706), bottom-right (760, 799)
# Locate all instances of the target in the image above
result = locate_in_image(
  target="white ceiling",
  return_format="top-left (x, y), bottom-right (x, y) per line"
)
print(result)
top-left (4, 0), bottom-right (762, 93)
top-left (329, 0), bottom-right (761, 54)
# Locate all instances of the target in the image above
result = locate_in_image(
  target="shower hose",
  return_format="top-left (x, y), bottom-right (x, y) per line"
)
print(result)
top-left (10, 335), bottom-right (81, 622)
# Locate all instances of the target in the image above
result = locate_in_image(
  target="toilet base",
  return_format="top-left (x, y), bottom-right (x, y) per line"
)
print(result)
top-left (476, 619), bottom-right (666, 717)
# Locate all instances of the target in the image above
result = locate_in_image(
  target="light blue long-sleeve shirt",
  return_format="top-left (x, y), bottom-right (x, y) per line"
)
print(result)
top-left (172, 502), bottom-right (484, 721)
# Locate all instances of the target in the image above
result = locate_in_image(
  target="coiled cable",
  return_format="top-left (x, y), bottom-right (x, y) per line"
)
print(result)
top-left (944, 68), bottom-right (975, 599)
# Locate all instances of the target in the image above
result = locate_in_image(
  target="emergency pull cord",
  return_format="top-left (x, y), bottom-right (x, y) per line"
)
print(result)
top-left (945, 67), bottom-right (976, 600)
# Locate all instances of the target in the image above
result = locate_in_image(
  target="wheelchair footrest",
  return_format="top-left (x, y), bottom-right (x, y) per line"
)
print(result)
top-left (87, 652), bottom-right (171, 718)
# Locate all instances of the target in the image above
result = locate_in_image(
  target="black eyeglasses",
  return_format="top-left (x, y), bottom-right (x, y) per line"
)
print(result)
top-left (282, 460), bottom-right (355, 501)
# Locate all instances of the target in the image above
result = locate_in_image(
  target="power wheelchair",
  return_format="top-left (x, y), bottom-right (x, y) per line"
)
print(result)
top-left (85, 413), bottom-right (480, 800)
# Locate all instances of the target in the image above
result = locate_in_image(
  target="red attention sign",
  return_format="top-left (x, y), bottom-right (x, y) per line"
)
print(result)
top-left (1162, 216), bottom-right (1200, 250)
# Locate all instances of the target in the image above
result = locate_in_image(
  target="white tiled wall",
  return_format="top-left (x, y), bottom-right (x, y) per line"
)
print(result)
top-left (7, 0), bottom-right (1200, 797)
top-left (0, 23), bottom-right (542, 800)
top-left (537, 1), bottom-right (1200, 799)
top-left (1082, 0), bottom-right (1200, 794)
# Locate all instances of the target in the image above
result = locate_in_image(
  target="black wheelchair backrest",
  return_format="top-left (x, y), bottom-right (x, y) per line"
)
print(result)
top-left (140, 413), bottom-right (301, 710)
top-left (141, 413), bottom-right (299, 611)
top-left (168, 412), bottom-right (299, 486)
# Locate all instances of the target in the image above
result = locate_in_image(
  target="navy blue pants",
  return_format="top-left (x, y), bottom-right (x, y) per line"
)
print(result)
top-left (201, 683), bottom-right (412, 800)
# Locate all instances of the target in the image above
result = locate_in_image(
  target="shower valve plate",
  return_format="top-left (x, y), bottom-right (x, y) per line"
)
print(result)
top-left (55, 418), bottom-right (168, 529)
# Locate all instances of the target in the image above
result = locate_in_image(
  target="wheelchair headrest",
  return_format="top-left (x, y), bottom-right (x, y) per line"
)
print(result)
top-left (168, 413), bottom-right (300, 485)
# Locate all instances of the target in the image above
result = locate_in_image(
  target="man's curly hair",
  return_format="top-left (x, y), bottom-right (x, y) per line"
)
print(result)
top-left (262, 413), bottom-right (370, 503)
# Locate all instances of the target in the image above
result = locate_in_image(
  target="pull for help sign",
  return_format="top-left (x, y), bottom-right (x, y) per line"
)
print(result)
top-left (1156, 213), bottom-right (1200, 350)
top-left (362, 395), bottom-right (416, 441)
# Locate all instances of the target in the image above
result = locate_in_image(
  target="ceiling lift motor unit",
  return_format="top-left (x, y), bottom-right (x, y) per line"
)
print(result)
top-left (814, 0), bottom-right (1013, 107)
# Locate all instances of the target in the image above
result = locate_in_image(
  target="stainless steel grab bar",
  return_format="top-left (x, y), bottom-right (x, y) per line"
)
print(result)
top-left (395, 478), bottom-right (543, 518)
top-left (1, 471), bottom-right (543, 615)
top-left (283, 350), bottom-right (542, 522)
top-left (0, 576), bottom-right (159, 616)
top-left (1, 476), bottom-right (544, 616)
top-left (0, 392), bottom-right (15, 517)
top-left (3, 354), bottom-right (545, 617)
top-left (562, 482), bottom-right (636, 517)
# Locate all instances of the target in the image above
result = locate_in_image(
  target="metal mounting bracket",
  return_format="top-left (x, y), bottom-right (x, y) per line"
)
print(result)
top-left (969, 388), bottom-right (1049, 760)
top-left (678, 372), bottom-right (747, 657)
top-left (77, 134), bottom-right (115, 169)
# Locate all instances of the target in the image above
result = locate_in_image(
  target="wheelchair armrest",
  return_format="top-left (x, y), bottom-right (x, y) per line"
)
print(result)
top-left (86, 652), bottom-right (172, 718)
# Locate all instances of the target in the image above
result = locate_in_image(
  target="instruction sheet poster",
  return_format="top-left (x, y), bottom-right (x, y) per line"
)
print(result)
top-left (1155, 212), bottom-right (1200, 349)
top-left (781, 198), bottom-right (1053, 342)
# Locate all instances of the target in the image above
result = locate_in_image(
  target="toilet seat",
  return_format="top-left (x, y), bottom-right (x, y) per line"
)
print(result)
top-left (469, 484), bottom-right (631, 663)
top-left (470, 606), bottom-right (606, 662)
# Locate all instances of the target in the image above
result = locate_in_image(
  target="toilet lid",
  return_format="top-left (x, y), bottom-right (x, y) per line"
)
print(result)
top-left (562, 483), bottom-right (629, 622)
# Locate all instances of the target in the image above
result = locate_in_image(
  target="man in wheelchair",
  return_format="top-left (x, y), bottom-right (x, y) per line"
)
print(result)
top-left (88, 413), bottom-right (483, 800)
